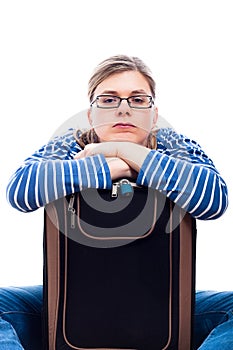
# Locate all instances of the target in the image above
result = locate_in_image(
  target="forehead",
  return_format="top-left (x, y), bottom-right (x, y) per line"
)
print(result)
top-left (94, 71), bottom-right (151, 96)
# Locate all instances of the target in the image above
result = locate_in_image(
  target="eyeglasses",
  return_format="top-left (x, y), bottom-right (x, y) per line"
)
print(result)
top-left (90, 95), bottom-right (154, 109)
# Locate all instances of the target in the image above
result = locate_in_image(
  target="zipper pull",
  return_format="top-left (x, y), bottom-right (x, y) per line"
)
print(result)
top-left (111, 182), bottom-right (119, 198)
top-left (68, 194), bottom-right (76, 229)
top-left (111, 180), bottom-right (134, 198)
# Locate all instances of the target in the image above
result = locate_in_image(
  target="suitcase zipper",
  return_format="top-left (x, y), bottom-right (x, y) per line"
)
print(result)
top-left (111, 179), bottom-right (134, 198)
top-left (68, 194), bottom-right (76, 229)
top-left (68, 180), bottom-right (134, 228)
top-left (111, 182), bottom-right (119, 198)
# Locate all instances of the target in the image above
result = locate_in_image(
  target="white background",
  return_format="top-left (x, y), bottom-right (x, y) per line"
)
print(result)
top-left (1, 0), bottom-right (232, 290)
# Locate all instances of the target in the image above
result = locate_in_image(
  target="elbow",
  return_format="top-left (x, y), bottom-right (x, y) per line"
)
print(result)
top-left (203, 193), bottom-right (228, 220)
top-left (6, 187), bottom-right (33, 213)
top-left (6, 176), bottom-right (38, 213)
top-left (6, 191), bottom-right (29, 213)
top-left (192, 184), bottom-right (229, 221)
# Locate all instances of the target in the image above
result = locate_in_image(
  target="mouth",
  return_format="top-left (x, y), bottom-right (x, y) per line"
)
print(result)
top-left (113, 122), bottom-right (136, 128)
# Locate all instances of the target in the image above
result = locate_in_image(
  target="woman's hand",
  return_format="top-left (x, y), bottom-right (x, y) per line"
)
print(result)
top-left (74, 141), bottom-right (150, 172)
top-left (74, 144), bottom-right (137, 180)
top-left (106, 157), bottom-right (137, 180)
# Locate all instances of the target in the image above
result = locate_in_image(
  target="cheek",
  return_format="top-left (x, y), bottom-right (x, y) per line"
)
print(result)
top-left (134, 115), bottom-right (155, 132)
top-left (94, 126), bottom-right (112, 142)
top-left (90, 111), bottom-right (115, 129)
top-left (90, 114), bottom-right (110, 140)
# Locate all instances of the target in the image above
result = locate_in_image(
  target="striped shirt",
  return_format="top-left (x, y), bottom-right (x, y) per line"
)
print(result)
top-left (6, 128), bottom-right (228, 220)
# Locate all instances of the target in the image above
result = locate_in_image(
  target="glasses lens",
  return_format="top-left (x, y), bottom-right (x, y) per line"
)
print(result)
top-left (128, 95), bottom-right (152, 108)
top-left (97, 95), bottom-right (120, 108)
top-left (94, 95), bottom-right (153, 109)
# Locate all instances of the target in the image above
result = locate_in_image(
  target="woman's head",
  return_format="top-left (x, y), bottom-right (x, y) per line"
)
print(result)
top-left (76, 55), bottom-right (158, 148)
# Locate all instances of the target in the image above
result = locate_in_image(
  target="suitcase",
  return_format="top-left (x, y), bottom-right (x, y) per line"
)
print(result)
top-left (43, 180), bottom-right (196, 350)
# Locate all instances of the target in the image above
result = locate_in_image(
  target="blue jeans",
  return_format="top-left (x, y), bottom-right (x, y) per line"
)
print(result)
top-left (1, 286), bottom-right (233, 349)
top-left (194, 291), bottom-right (233, 349)
top-left (0, 286), bottom-right (42, 350)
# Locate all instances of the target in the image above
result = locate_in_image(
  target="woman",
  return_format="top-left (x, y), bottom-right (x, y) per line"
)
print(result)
top-left (3, 55), bottom-right (232, 349)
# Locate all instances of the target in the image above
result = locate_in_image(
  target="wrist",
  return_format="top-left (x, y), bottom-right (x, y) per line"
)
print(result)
top-left (117, 142), bottom-right (150, 171)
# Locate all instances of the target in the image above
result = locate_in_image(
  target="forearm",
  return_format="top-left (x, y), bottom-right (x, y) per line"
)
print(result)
top-left (117, 143), bottom-right (150, 171)
top-left (137, 150), bottom-right (228, 220)
top-left (6, 155), bottom-right (112, 212)
top-left (76, 141), bottom-right (150, 172)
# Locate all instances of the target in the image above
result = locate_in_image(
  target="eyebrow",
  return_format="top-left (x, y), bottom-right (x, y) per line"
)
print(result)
top-left (100, 89), bottom-right (148, 95)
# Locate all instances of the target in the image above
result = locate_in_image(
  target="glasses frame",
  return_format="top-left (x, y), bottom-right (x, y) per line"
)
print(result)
top-left (90, 94), bottom-right (154, 109)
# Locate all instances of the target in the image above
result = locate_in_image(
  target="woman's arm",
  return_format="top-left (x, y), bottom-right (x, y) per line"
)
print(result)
top-left (137, 128), bottom-right (228, 220)
top-left (8, 127), bottom-right (228, 219)
top-left (76, 128), bottom-right (228, 220)
top-left (6, 130), bottom-right (112, 212)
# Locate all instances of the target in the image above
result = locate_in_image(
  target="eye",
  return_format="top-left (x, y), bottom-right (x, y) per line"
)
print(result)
top-left (130, 96), bottom-right (147, 104)
top-left (99, 96), bottom-right (118, 104)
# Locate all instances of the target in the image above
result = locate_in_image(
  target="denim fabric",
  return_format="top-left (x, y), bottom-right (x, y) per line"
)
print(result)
top-left (0, 286), bottom-right (42, 350)
top-left (1, 286), bottom-right (233, 349)
top-left (194, 291), bottom-right (233, 349)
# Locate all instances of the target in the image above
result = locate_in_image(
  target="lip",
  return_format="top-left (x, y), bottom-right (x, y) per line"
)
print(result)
top-left (113, 123), bottom-right (136, 128)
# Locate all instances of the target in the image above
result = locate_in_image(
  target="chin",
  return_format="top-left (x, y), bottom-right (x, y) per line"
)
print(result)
top-left (109, 135), bottom-right (137, 143)
top-left (100, 132), bottom-right (147, 145)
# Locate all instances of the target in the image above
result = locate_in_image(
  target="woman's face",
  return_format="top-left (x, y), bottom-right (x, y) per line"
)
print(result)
top-left (88, 71), bottom-right (158, 145)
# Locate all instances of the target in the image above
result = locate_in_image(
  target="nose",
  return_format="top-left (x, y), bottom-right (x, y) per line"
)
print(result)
top-left (116, 99), bottom-right (131, 116)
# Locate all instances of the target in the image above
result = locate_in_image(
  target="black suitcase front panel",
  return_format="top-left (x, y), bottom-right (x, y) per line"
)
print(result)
top-left (43, 186), bottom-right (196, 350)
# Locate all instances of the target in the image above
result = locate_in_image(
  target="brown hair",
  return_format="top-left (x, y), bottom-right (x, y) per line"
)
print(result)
top-left (88, 54), bottom-right (156, 103)
top-left (75, 54), bottom-right (157, 149)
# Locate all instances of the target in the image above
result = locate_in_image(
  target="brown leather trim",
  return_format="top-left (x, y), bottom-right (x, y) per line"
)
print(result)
top-left (45, 204), bottom-right (60, 350)
top-left (75, 192), bottom-right (157, 241)
top-left (62, 197), bottom-right (174, 350)
top-left (161, 201), bottom-right (173, 350)
top-left (45, 197), bottom-right (194, 349)
top-left (178, 212), bottom-right (193, 350)
top-left (62, 197), bottom-right (137, 350)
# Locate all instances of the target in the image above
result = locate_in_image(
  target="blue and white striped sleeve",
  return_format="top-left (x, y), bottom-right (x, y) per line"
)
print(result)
top-left (6, 130), bottom-right (112, 212)
top-left (137, 128), bottom-right (228, 220)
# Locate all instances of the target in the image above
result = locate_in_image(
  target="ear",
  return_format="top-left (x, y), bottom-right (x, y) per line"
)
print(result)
top-left (87, 108), bottom-right (93, 127)
top-left (152, 107), bottom-right (159, 128)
